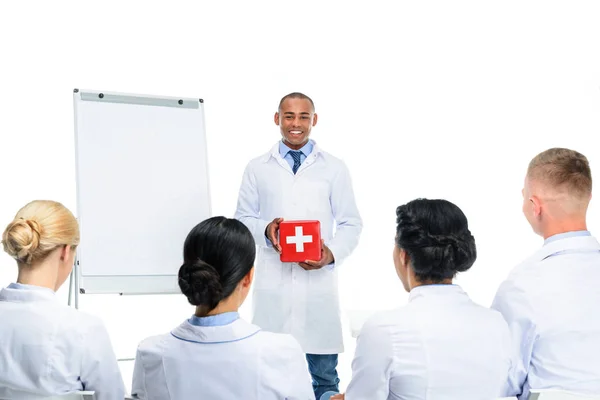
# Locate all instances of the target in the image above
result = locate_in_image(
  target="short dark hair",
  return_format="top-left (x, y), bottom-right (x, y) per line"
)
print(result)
top-left (278, 92), bottom-right (315, 112)
top-left (395, 199), bottom-right (476, 283)
top-left (178, 217), bottom-right (255, 316)
top-left (527, 148), bottom-right (592, 199)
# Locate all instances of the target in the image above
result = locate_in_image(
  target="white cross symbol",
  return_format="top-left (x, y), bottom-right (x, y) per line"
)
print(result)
top-left (286, 226), bottom-right (313, 252)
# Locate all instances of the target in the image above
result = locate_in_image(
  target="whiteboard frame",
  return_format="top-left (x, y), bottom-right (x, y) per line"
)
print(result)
top-left (72, 89), bottom-right (211, 296)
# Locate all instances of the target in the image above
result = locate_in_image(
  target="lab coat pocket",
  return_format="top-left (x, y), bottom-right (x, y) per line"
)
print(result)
top-left (307, 266), bottom-right (337, 294)
top-left (254, 247), bottom-right (284, 289)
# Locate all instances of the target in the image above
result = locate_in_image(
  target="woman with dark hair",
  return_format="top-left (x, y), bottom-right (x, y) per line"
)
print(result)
top-left (328, 199), bottom-right (511, 400)
top-left (131, 217), bottom-right (313, 400)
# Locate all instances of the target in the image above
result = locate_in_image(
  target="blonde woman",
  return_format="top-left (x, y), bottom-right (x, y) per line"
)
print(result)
top-left (0, 200), bottom-right (124, 400)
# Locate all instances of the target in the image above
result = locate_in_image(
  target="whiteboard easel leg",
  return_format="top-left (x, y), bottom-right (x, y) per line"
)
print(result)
top-left (74, 258), bottom-right (80, 310)
top-left (68, 268), bottom-right (74, 307)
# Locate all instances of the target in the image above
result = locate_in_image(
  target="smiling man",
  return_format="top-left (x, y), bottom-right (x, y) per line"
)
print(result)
top-left (234, 92), bottom-right (363, 399)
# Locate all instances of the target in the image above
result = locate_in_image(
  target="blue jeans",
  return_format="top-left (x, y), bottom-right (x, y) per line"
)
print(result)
top-left (306, 354), bottom-right (339, 400)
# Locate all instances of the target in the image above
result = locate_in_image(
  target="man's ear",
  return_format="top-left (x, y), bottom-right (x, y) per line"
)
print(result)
top-left (531, 195), bottom-right (543, 217)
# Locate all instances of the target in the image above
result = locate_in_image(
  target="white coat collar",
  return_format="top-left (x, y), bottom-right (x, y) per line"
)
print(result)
top-left (263, 139), bottom-right (323, 164)
top-left (408, 284), bottom-right (468, 303)
top-left (532, 235), bottom-right (600, 262)
top-left (170, 317), bottom-right (261, 344)
top-left (0, 284), bottom-right (57, 303)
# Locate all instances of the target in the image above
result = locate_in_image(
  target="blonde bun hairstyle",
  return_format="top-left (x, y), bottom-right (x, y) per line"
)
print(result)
top-left (2, 200), bottom-right (80, 265)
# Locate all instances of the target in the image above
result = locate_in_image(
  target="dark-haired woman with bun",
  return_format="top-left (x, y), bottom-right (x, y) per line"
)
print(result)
top-left (131, 216), bottom-right (314, 400)
top-left (0, 200), bottom-right (124, 400)
top-left (328, 199), bottom-right (511, 400)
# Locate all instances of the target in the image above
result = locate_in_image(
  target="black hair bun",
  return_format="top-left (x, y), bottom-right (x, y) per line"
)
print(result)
top-left (427, 232), bottom-right (476, 273)
top-left (178, 260), bottom-right (223, 308)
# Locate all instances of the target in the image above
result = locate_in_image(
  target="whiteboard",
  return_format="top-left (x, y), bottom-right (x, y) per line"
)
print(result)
top-left (73, 90), bottom-right (211, 294)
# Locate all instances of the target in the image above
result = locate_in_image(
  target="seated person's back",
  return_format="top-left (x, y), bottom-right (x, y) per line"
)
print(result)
top-left (336, 199), bottom-right (511, 400)
top-left (359, 285), bottom-right (511, 400)
top-left (132, 217), bottom-right (314, 400)
top-left (493, 148), bottom-right (600, 399)
top-left (495, 250), bottom-right (600, 396)
top-left (0, 200), bottom-right (124, 400)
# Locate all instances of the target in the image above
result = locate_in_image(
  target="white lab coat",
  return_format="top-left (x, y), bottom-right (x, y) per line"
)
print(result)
top-left (345, 285), bottom-right (511, 400)
top-left (131, 317), bottom-right (314, 400)
top-left (234, 140), bottom-right (362, 354)
top-left (0, 283), bottom-right (124, 400)
top-left (492, 235), bottom-right (600, 399)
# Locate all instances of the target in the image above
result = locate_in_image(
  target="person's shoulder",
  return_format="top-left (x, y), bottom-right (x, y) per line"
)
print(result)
top-left (469, 300), bottom-right (510, 327)
top-left (314, 147), bottom-right (351, 177)
top-left (243, 144), bottom-right (279, 170)
top-left (51, 307), bottom-right (113, 346)
top-left (56, 306), bottom-right (106, 331)
top-left (133, 333), bottom-right (174, 366)
top-left (255, 330), bottom-right (304, 355)
top-left (360, 308), bottom-right (410, 336)
top-left (467, 304), bottom-right (512, 356)
top-left (245, 153), bottom-right (269, 167)
top-left (12, 300), bottom-right (98, 335)
top-left (501, 253), bottom-right (542, 294)
top-left (487, 308), bottom-right (511, 333)
top-left (492, 255), bottom-right (541, 318)
top-left (315, 146), bottom-right (343, 163)
top-left (256, 330), bottom-right (301, 347)
top-left (137, 333), bottom-right (170, 354)
top-left (495, 243), bottom-right (548, 293)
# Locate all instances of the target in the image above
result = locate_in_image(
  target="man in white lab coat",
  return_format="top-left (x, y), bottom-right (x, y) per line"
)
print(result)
top-left (234, 92), bottom-right (362, 399)
top-left (492, 148), bottom-right (600, 399)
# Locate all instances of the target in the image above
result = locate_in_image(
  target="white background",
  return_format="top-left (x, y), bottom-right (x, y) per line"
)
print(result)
top-left (1, 0), bottom-right (599, 393)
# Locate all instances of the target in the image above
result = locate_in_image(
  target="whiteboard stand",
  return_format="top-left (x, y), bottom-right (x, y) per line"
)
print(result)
top-left (67, 258), bottom-right (80, 309)
top-left (70, 89), bottom-right (212, 364)
top-left (68, 265), bottom-right (74, 307)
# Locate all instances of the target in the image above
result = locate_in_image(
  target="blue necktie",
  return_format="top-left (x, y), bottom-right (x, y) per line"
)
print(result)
top-left (289, 151), bottom-right (303, 174)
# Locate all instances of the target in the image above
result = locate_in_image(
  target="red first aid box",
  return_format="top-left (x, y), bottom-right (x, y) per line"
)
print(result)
top-left (279, 220), bottom-right (321, 263)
